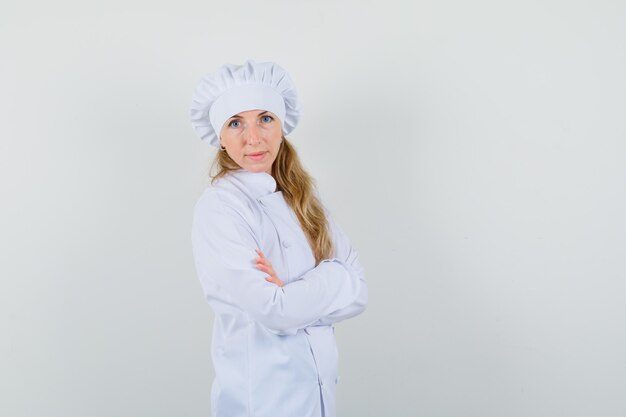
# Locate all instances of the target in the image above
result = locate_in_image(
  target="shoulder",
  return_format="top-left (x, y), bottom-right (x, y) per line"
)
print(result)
top-left (195, 175), bottom-right (247, 208)
top-left (193, 175), bottom-right (260, 228)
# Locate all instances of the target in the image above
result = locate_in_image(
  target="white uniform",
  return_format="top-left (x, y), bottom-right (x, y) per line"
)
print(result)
top-left (191, 169), bottom-right (367, 417)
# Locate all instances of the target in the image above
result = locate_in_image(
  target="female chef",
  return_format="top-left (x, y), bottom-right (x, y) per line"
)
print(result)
top-left (190, 60), bottom-right (367, 417)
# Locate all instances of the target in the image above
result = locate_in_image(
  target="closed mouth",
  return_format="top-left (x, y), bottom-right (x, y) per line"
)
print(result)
top-left (246, 151), bottom-right (268, 161)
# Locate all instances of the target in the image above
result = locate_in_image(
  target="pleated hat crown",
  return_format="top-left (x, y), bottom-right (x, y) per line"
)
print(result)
top-left (190, 60), bottom-right (301, 147)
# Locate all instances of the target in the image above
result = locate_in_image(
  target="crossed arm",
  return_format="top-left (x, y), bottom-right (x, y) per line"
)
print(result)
top-left (255, 245), bottom-right (368, 328)
top-left (192, 191), bottom-right (367, 335)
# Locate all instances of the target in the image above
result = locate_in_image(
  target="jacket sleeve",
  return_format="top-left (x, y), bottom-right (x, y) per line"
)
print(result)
top-left (309, 213), bottom-right (368, 326)
top-left (191, 190), bottom-right (364, 335)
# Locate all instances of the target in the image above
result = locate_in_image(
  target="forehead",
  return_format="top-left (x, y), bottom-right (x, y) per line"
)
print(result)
top-left (229, 109), bottom-right (274, 118)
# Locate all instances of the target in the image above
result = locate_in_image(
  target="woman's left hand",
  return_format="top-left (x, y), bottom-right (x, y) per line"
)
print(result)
top-left (255, 249), bottom-right (284, 287)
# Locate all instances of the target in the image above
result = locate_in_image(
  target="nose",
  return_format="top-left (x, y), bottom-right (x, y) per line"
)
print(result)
top-left (244, 123), bottom-right (262, 145)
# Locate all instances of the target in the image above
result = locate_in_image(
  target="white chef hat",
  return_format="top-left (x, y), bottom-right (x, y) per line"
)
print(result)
top-left (190, 60), bottom-right (301, 147)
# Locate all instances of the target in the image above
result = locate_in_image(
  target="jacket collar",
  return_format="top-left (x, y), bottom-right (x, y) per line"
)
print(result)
top-left (226, 169), bottom-right (277, 200)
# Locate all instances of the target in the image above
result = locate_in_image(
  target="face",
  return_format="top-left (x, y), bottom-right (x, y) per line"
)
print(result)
top-left (219, 109), bottom-right (283, 174)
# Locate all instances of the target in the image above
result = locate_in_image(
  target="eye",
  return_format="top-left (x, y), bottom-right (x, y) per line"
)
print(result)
top-left (228, 120), bottom-right (241, 128)
top-left (261, 115), bottom-right (274, 123)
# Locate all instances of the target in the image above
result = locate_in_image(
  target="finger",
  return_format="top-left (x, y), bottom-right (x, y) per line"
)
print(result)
top-left (265, 276), bottom-right (284, 287)
top-left (265, 276), bottom-right (279, 285)
top-left (256, 259), bottom-right (271, 270)
top-left (255, 249), bottom-right (266, 259)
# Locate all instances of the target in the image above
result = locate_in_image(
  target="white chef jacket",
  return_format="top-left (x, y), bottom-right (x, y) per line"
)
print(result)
top-left (191, 169), bottom-right (367, 417)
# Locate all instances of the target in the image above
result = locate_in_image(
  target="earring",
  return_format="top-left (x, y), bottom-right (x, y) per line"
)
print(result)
top-left (220, 145), bottom-right (226, 152)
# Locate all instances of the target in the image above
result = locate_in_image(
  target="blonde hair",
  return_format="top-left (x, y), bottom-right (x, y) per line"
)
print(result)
top-left (212, 138), bottom-right (333, 264)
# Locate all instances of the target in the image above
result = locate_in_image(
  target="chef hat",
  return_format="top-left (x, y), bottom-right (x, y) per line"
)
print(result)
top-left (190, 60), bottom-right (301, 147)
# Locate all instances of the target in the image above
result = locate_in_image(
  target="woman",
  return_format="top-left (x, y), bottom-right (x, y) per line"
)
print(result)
top-left (190, 60), bottom-right (367, 417)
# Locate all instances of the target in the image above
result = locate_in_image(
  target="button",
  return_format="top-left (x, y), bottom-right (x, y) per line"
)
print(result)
top-left (319, 380), bottom-right (324, 387)
top-left (282, 240), bottom-right (291, 248)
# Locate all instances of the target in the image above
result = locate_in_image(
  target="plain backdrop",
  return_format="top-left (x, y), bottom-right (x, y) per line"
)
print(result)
top-left (2, 1), bottom-right (625, 416)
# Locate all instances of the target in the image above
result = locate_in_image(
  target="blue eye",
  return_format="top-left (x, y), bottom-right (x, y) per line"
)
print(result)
top-left (229, 120), bottom-right (241, 128)
top-left (261, 115), bottom-right (273, 123)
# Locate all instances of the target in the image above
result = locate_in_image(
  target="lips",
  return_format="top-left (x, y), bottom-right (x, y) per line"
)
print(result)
top-left (246, 151), bottom-right (267, 161)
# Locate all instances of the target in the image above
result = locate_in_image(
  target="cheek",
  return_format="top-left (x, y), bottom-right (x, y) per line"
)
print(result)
top-left (222, 142), bottom-right (244, 163)
top-left (221, 135), bottom-right (240, 151)
top-left (270, 140), bottom-right (282, 156)
top-left (269, 129), bottom-right (283, 151)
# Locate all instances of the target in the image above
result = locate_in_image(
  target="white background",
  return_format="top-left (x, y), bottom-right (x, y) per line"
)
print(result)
top-left (2, 1), bottom-right (625, 416)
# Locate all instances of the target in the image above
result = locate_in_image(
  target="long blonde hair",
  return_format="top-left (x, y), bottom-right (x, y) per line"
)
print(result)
top-left (212, 137), bottom-right (333, 264)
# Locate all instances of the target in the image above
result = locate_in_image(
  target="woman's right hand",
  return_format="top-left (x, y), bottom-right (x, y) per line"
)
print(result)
top-left (255, 249), bottom-right (284, 287)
